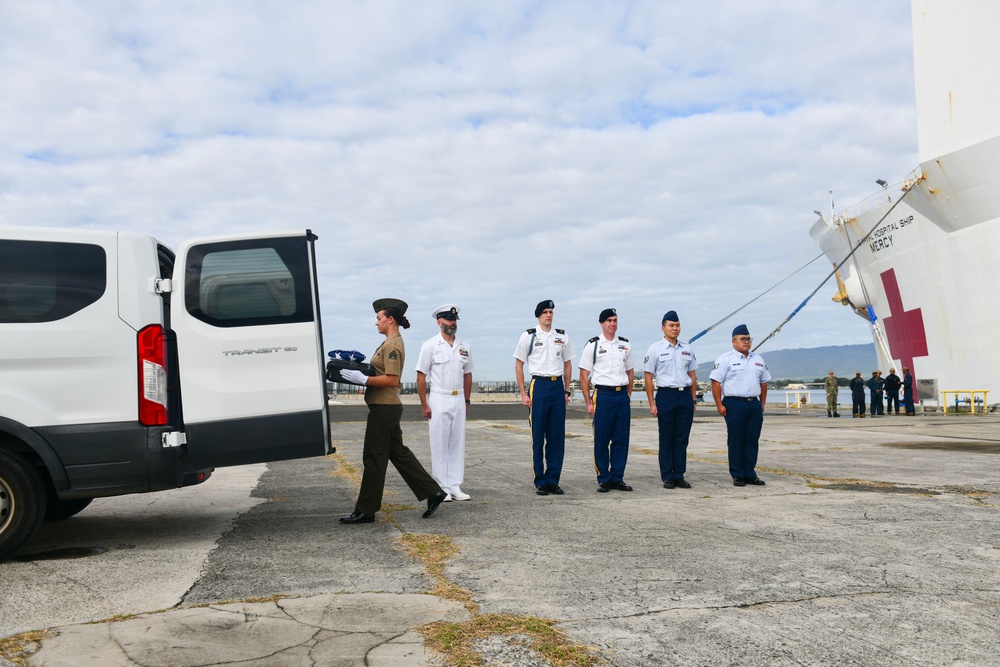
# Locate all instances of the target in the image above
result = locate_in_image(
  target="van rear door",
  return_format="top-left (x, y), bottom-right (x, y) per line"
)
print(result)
top-left (170, 230), bottom-right (330, 468)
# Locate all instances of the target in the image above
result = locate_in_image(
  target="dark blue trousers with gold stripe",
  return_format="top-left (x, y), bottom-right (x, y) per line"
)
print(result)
top-left (528, 376), bottom-right (565, 489)
top-left (592, 386), bottom-right (630, 484)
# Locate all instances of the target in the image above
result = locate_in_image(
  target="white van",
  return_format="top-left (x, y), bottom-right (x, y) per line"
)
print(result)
top-left (0, 227), bottom-right (331, 560)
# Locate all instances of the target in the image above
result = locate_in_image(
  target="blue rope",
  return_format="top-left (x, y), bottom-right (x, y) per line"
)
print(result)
top-left (687, 252), bottom-right (824, 344)
top-left (751, 183), bottom-right (915, 352)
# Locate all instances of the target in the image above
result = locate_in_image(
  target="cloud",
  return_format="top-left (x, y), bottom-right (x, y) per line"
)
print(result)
top-left (0, 0), bottom-right (917, 379)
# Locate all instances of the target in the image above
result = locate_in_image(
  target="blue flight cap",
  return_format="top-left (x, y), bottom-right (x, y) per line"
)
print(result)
top-left (732, 324), bottom-right (750, 337)
top-left (662, 310), bottom-right (679, 323)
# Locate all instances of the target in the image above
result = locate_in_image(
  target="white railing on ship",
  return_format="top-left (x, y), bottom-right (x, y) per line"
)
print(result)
top-left (831, 170), bottom-right (921, 225)
top-left (833, 182), bottom-right (901, 224)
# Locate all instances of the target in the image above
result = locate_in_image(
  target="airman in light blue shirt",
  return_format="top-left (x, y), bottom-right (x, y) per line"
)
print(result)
top-left (709, 324), bottom-right (771, 487)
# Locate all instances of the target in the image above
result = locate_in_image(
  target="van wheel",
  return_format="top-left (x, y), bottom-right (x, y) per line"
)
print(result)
top-left (0, 450), bottom-right (47, 561)
top-left (44, 495), bottom-right (94, 521)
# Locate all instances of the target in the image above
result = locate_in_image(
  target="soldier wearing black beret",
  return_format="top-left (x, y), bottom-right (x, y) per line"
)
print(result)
top-left (513, 300), bottom-right (575, 495)
top-left (579, 308), bottom-right (636, 493)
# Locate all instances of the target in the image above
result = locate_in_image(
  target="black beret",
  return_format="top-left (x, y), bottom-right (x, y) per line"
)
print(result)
top-left (599, 308), bottom-right (617, 322)
top-left (535, 300), bottom-right (555, 317)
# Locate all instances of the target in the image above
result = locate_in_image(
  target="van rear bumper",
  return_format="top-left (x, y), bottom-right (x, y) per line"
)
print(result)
top-left (31, 422), bottom-right (212, 498)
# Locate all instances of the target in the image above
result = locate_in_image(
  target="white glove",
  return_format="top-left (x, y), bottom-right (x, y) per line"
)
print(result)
top-left (341, 369), bottom-right (368, 385)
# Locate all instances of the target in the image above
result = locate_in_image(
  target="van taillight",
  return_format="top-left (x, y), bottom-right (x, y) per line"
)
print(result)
top-left (138, 324), bottom-right (168, 426)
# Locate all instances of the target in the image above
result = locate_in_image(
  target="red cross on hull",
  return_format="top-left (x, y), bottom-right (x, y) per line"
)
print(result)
top-left (880, 268), bottom-right (929, 403)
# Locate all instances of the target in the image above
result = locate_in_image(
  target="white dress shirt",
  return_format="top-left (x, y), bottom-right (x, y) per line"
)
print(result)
top-left (579, 335), bottom-right (634, 386)
top-left (513, 327), bottom-right (574, 376)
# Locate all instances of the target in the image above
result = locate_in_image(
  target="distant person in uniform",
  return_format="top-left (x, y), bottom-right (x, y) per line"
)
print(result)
top-left (709, 325), bottom-right (771, 487)
top-left (867, 371), bottom-right (885, 416)
top-left (823, 370), bottom-right (840, 418)
top-left (580, 308), bottom-right (635, 493)
top-left (877, 370), bottom-right (887, 413)
top-left (643, 310), bottom-right (698, 488)
top-left (513, 300), bottom-right (575, 495)
top-left (416, 304), bottom-right (474, 502)
top-left (902, 366), bottom-right (916, 415)
top-left (884, 367), bottom-right (902, 415)
top-left (338, 298), bottom-right (447, 524)
top-left (850, 371), bottom-right (867, 418)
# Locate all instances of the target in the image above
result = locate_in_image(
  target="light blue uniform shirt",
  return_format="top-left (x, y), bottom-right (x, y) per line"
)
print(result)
top-left (709, 349), bottom-right (772, 398)
top-left (643, 339), bottom-right (697, 388)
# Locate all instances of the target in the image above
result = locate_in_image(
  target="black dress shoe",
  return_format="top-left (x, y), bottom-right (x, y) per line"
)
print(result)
top-left (611, 481), bottom-right (633, 492)
top-left (535, 486), bottom-right (549, 495)
top-left (597, 483), bottom-right (610, 493)
top-left (746, 478), bottom-right (766, 486)
top-left (423, 490), bottom-right (448, 518)
top-left (733, 478), bottom-right (746, 487)
top-left (339, 510), bottom-right (375, 524)
top-left (662, 480), bottom-right (675, 489)
top-left (547, 485), bottom-right (565, 495)
top-left (674, 479), bottom-right (692, 489)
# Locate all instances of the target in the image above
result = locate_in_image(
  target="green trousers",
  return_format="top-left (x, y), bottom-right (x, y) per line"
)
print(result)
top-left (355, 404), bottom-right (441, 516)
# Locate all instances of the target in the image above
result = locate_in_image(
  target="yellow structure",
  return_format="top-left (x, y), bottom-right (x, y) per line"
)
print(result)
top-left (940, 390), bottom-right (990, 414)
top-left (784, 390), bottom-right (811, 409)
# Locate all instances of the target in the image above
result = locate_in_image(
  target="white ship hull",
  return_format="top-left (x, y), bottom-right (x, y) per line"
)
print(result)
top-left (810, 0), bottom-right (1000, 405)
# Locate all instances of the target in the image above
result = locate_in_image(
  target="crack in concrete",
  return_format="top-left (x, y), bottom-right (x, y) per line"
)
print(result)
top-left (361, 629), bottom-right (415, 664)
top-left (564, 586), bottom-right (1000, 624)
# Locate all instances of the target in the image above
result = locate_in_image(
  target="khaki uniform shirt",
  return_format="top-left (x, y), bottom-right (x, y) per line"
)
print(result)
top-left (365, 333), bottom-right (404, 405)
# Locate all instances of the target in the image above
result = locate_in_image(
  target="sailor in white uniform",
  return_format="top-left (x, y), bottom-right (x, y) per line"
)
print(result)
top-left (415, 304), bottom-right (474, 501)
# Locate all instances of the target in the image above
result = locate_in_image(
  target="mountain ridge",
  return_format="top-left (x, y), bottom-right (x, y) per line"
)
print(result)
top-left (697, 343), bottom-right (877, 381)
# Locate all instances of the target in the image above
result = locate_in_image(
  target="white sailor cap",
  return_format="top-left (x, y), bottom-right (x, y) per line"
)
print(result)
top-left (433, 304), bottom-right (460, 320)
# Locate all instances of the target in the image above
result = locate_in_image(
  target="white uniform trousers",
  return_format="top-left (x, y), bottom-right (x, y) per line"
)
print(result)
top-left (428, 391), bottom-right (466, 494)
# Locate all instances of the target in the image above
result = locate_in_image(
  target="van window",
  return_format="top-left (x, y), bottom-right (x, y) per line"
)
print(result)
top-left (0, 240), bottom-right (107, 323)
top-left (184, 237), bottom-right (314, 327)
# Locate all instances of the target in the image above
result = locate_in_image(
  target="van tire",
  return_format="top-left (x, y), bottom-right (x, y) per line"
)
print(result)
top-left (44, 495), bottom-right (94, 521)
top-left (0, 449), bottom-right (48, 561)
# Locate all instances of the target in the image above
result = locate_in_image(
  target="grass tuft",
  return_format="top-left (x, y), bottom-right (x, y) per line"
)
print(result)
top-left (399, 533), bottom-right (603, 665)
top-left (0, 630), bottom-right (53, 667)
top-left (398, 533), bottom-right (461, 581)
top-left (419, 614), bottom-right (603, 667)
top-left (327, 452), bottom-right (361, 486)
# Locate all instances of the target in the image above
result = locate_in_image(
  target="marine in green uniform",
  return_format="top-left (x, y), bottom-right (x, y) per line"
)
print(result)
top-left (339, 298), bottom-right (447, 524)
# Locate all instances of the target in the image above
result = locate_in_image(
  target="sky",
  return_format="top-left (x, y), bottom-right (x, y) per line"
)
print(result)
top-left (0, 1), bottom-right (919, 380)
